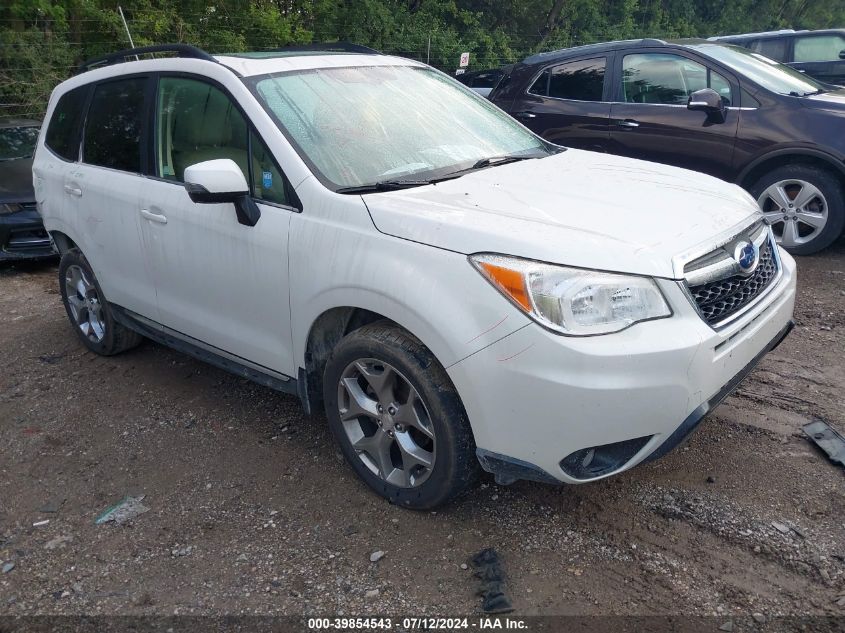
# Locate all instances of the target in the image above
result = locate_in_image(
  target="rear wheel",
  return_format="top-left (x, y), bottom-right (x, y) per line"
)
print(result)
top-left (59, 249), bottom-right (143, 356)
top-left (751, 165), bottom-right (845, 255)
top-left (323, 322), bottom-right (479, 509)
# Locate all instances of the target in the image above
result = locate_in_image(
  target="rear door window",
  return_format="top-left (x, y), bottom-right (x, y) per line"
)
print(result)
top-left (45, 86), bottom-right (88, 161)
top-left (794, 34), bottom-right (845, 62)
top-left (83, 78), bottom-right (147, 173)
top-left (528, 58), bottom-right (606, 101)
top-left (547, 58), bottom-right (606, 101)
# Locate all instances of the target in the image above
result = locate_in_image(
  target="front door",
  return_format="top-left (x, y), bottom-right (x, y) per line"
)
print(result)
top-left (138, 75), bottom-right (298, 376)
top-left (608, 51), bottom-right (739, 180)
top-left (507, 56), bottom-right (611, 152)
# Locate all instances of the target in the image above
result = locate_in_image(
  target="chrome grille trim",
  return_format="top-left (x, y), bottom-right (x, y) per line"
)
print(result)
top-left (670, 213), bottom-right (763, 279)
top-left (683, 223), bottom-right (768, 286)
top-left (681, 226), bottom-right (783, 330)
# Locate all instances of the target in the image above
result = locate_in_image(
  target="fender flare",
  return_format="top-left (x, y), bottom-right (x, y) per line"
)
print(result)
top-left (736, 146), bottom-right (845, 187)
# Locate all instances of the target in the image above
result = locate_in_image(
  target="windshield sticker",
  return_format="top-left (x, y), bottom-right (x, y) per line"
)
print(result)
top-left (262, 171), bottom-right (272, 189)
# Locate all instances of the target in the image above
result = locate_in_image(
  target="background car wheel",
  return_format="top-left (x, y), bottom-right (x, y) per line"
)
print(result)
top-left (751, 164), bottom-right (845, 255)
top-left (323, 321), bottom-right (480, 509)
top-left (59, 248), bottom-right (143, 356)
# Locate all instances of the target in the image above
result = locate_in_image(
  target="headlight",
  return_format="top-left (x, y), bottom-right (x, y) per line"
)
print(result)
top-left (0, 203), bottom-right (23, 215)
top-left (470, 254), bottom-right (672, 336)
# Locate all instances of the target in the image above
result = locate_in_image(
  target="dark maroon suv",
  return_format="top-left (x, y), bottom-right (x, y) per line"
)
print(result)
top-left (490, 38), bottom-right (845, 254)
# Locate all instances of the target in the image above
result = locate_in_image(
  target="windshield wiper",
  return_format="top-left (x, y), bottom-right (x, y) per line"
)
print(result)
top-left (432, 154), bottom-right (542, 182)
top-left (471, 155), bottom-right (535, 169)
top-left (336, 155), bottom-right (544, 194)
top-left (335, 180), bottom-right (434, 194)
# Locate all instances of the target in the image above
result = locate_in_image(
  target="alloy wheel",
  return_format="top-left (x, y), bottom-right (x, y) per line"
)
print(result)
top-left (64, 264), bottom-right (106, 343)
top-left (337, 358), bottom-right (435, 488)
top-left (757, 179), bottom-right (828, 248)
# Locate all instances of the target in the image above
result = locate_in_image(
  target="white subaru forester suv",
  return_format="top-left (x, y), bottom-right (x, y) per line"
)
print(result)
top-left (33, 44), bottom-right (796, 509)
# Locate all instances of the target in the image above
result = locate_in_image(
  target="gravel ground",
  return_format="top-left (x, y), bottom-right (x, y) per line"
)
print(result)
top-left (0, 240), bottom-right (843, 620)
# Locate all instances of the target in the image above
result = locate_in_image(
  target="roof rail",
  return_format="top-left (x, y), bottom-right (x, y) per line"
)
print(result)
top-left (77, 43), bottom-right (218, 74)
top-left (710, 29), bottom-right (796, 40)
top-left (269, 42), bottom-right (381, 55)
top-left (638, 38), bottom-right (667, 46)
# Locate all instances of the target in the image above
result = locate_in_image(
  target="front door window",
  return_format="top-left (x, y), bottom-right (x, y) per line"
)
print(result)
top-left (622, 53), bottom-right (733, 106)
top-left (156, 77), bottom-right (250, 182)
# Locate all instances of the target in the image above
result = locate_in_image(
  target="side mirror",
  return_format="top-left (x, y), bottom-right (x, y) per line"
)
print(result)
top-left (687, 88), bottom-right (727, 124)
top-left (183, 159), bottom-right (261, 227)
top-left (839, 49), bottom-right (845, 60)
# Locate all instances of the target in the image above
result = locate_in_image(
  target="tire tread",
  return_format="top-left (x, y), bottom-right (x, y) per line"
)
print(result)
top-left (751, 164), bottom-right (845, 255)
top-left (324, 320), bottom-right (480, 509)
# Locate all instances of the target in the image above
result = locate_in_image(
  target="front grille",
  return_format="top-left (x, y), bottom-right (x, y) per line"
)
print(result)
top-left (687, 236), bottom-right (778, 327)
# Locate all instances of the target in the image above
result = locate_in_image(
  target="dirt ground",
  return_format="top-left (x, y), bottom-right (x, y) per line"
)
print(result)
top-left (0, 239), bottom-right (843, 622)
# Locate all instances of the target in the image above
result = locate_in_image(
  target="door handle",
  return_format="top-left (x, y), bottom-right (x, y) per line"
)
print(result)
top-left (615, 119), bottom-right (640, 128)
top-left (513, 111), bottom-right (537, 119)
top-left (63, 185), bottom-right (82, 197)
top-left (140, 209), bottom-right (168, 224)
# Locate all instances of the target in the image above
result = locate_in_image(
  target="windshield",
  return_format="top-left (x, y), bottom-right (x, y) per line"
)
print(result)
top-left (250, 65), bottom-right (551, 189)
top-left (0, 125), bottom-right (39, 161)
top-left (692, 44), bottom-right (826, 96)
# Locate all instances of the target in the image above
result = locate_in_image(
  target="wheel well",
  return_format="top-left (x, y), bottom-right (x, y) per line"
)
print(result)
top-left (301, 307), bottom-right (399, 415)
top-left (49, 231), bottom-right (77, 255)
top-left (739, 154), bottom-right (844, 191)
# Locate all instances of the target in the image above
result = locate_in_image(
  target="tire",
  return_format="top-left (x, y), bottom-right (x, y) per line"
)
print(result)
top-left (323, 321), bottom-right (480, 509)
top-left (750, 164), bottom-right (845, 255)
top-left (58, 248), bottom-right (143, 356)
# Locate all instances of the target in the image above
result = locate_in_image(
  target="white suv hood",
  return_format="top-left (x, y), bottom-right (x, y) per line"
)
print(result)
top-left (364, 149), bottom-right (761, 279)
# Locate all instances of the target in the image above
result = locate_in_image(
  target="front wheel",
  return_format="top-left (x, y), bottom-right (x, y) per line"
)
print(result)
top-left (752, 165), bottom-right (845, 255)
top-left (323, 322), bottom-right (479, 509)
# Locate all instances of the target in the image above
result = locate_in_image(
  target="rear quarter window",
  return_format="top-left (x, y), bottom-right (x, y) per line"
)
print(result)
top-left (45, 86), bottom-right (89, 161)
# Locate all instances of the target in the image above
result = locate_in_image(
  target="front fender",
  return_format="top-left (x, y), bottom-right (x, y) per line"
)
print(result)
top-left (288, 213), bottom-right (532, 373)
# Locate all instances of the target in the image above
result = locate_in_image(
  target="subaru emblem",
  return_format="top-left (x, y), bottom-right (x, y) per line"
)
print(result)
top-left (734, 241), bottom-right (759, 275)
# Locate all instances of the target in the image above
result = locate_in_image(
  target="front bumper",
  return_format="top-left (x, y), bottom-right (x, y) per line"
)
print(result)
top-left (448, 248), bottom-right (797, 485)
top-left (0, 206), bottom-right (57, 260)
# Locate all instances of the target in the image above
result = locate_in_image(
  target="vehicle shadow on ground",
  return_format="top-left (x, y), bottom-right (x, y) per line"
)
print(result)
top-left (0, 257), bottom-right (58, 276)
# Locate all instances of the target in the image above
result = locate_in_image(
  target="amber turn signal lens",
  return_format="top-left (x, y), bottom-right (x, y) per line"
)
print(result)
top-left (478, 261), bottom-right (532, 312)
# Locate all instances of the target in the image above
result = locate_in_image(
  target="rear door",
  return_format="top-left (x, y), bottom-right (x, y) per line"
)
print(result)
top-left (792, 32), bottom-right (845, 85)
top-left (608, 49), bottom-right (739, 180)
top-left (68, 76), bottom-right (160, 320)
top-left (506, 56), bottom-right (612, 152)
